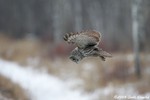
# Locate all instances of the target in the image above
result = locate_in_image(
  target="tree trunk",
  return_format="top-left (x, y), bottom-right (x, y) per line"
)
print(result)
top-left (132, 0), bottom-right (142, 78)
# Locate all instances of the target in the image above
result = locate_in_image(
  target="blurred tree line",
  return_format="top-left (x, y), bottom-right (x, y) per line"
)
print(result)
top-left (0, 0), bottom-right (150, 51)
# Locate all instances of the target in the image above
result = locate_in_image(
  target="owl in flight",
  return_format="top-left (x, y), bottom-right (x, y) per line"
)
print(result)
top-left (63, 30), bottom-right (112, 63)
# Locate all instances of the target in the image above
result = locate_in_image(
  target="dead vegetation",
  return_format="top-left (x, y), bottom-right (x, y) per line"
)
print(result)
top-left (0, 75), bottom-right (28, 100)
top-left (0, 34), bottom-right (150, 99)
top-left (0, 34), bottom-right (42, 64)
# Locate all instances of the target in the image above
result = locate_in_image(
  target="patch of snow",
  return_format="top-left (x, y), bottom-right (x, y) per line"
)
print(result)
top-left (88, 83), bottom-right (140, 99)
top-left (82, 62), bottom-right (94, 71)
top-left (0, 59), bottom-right (89, 100)
top-left (65, 78), bottom-right (84, 89)
top-left (1, 59), bottom-right (149, 100)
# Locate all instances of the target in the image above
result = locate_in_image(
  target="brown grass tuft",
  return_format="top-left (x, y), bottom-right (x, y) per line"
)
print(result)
top-left (0, 75), bottom-right (28, 100)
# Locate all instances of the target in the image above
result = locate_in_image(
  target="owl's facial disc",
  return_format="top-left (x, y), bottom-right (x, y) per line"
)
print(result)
top-left (69, 56), bottom-right (79, 63)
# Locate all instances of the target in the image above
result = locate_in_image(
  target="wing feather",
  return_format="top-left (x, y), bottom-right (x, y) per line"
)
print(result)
top-left (63, 30), bottom-right (101, 49)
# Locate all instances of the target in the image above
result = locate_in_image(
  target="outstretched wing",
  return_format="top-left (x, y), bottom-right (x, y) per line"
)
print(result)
top-left (63, 30), bottom-right (101, 49)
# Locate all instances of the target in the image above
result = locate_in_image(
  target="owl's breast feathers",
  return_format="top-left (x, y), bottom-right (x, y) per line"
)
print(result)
top-left (63, 30), bottom-right (101, 49)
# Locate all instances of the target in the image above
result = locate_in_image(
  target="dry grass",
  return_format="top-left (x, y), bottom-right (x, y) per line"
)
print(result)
top-left (0, 34), bottom-right (150, 99)
top-left (0, 75), bottom-right (28, 100)
top-left (0, 34), bottom-right (44, 65)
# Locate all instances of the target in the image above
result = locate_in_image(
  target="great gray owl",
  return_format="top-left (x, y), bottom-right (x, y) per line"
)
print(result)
top-left (63, 30), bottom-right (112, 63)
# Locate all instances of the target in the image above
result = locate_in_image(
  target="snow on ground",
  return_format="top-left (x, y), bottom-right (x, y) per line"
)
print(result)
top-left (0, 59), bottom-right (149, 100)
top-left (0, 59), bottom-right (90, 100)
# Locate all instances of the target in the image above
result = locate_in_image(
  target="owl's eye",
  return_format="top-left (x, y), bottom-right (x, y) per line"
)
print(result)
top-left (70, 56), bottom-right (76, 61)
top-left (72, 58), bottom-right (76, 61)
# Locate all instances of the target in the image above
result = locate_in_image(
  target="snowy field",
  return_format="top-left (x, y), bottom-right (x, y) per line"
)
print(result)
top-left (0, 59), bottom-right (90, 100)
top-left (0, 58), bottom-right (150, 100)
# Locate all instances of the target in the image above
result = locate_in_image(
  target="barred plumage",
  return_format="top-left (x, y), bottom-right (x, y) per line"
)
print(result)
top-left (64, 30), bottom-right (112, 63)
top-left (63, 30), bottom-right (101, 49)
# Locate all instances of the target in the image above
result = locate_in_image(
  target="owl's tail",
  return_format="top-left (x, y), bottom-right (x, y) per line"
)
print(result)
top-left (99, 51), bottom-right (112, 57)
top-left (98, 49), bottom-right (112, 61)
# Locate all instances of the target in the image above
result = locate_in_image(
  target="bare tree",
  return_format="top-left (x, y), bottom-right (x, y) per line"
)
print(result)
top-left (132, 0), bottom-right (142, 78)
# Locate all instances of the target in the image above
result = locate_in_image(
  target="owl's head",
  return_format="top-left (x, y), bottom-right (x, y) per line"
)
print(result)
top-left (69, 48), bottom-right (84, 63)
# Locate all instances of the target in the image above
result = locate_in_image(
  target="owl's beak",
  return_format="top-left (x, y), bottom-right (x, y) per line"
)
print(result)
top-left (76, 61), bottom-right (79, 64)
